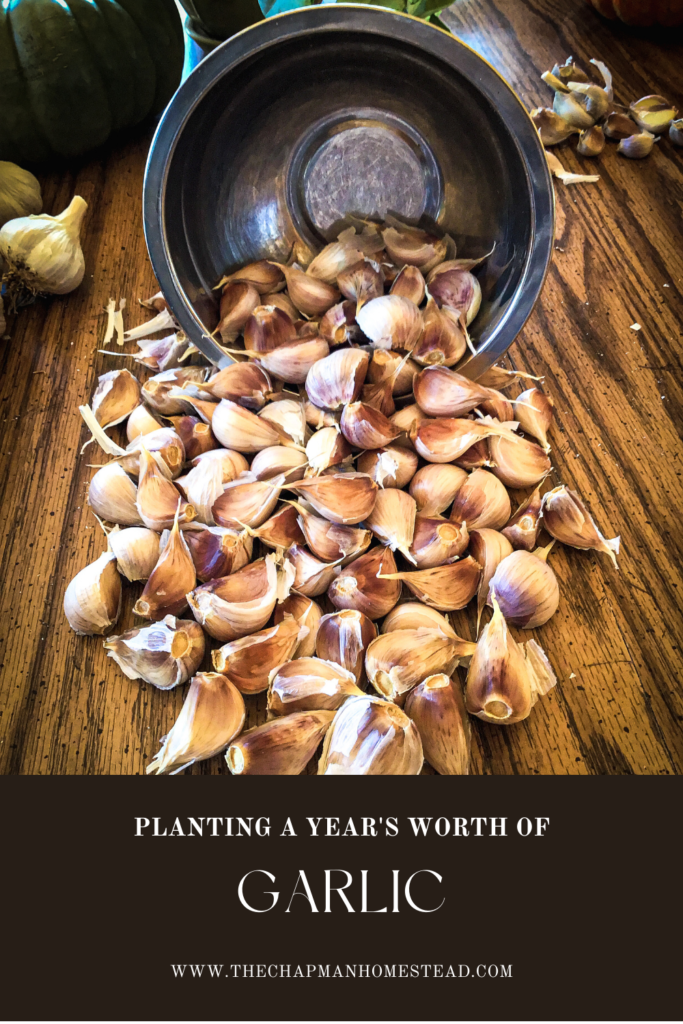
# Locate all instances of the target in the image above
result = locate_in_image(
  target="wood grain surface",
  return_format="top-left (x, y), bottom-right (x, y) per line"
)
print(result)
top-left (1, 0), bottom-right (681, 775)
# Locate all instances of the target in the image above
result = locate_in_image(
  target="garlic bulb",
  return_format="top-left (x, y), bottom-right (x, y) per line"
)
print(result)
top-left (267, 657), bottom-right (362, 715)
top-left (274, 594), bottom-right (322, 658)
top-left (212, 616), bottom-right (302, 694)
top-left (488, 544), bottom-right (559, 628)
top-left (405, 675), bottom-right (470, 775)
top-left (318, 696), bottom-right (423, 775)
top-left (133, 503), bottom-right (196, 621)
top-left (108, 526), bottom-right (160, 581)
top-left (63, 549), bottom-right (121, 636)
top-left (227, 710), bottom-right (334, 775)
top-left (0, 195), bottom-right (87, 296)
top-left (465, 597), bottom-right (557, 725)
top-left (148, 672), bottom-right (246, 775)
top-left (0, 161), bottom-right (42, 227)
top-left (104, 615), bottom-right (205, 689)
top-left (542, 485), bottom-right (620, 567)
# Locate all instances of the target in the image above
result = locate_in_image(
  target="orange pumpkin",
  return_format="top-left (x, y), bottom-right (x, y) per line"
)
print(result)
top-left (588, 0), bottom-right (683, 25)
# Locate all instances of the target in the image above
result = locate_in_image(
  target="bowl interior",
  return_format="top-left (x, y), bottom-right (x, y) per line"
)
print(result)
top-left (148, 9), bottom-right (552, 373)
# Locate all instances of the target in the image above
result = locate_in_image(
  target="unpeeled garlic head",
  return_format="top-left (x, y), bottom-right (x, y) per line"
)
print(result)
top-left (0, 195), bottom-right (87, 296)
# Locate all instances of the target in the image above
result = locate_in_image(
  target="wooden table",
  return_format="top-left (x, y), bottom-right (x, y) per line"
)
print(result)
top-left (1, 0), bottom-right (681, 775)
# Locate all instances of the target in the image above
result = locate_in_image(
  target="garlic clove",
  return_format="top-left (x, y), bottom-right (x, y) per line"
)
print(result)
top-left (318, 696), bottom-right (423, 775)
top-left (108, 526), bottom-right (160, 581)
top-left (88, 462), bottom-right (143, 526)
top-left (212, 471), bottom-right (284, 529)
top-left (405, 674), bottom-right (470, 775)
top-left (357, 445), bottom-right (418, 490)
top-left (188, 553), bottom-right (291, 642)
top-left (389, 265), bottom-right (426, 305)
top-left (243, 304), bottom-right (296, 352)
top-left (551, 57), bottom-right (590, 85)
top-left (669, 117), bottom-right (683, 146)
top-left (270, 263), bottom-right (340, 318)
top-left (513, 387), bottom-right (554, 451)
top-left (258, 398), bottom-right (307, 448)
top-left (453, 438), bottom-right (494, 470)
top-left (274, 594), bottom-right (322, 658)
top-left (218, 259), bottom-right (285, 294)
top-left (530, 107), bottom-right (578, 146)
top-left (104, 615), bottom-right (205, 689)
top-left (488, 430), bottom-right (552, 489)
top-left (542, 485), bottom-right (620, 567)
top-left (603, 112), bottom-right (638, 139)
top-left (287, 543), bottom-right (342, 597)
top-left (366, 627), bottom-right (471, 702)
top-left (212, 616), bottom-right (302, 694)
top-left (488, 544), bottom-right (559, 628)
top-left (217, 282), bottom-right (260, 344)
top-left (140, 291), bottom-right (168, 312)
top-left (190, 447), bottom-right (249, 482)
top-left (91, 369), bottom-right (141, 429)
top-left (629, 94), bottom-right (678, 134)
top-left (328, 545), bottom-right (402, 620)
top-left (412, 295), bottom-right (469, 368)
top-left (262, 290), bottom-right (299, 319)
top-left (378, 557), bottom-right (481, 612)
top-left (64, 549), bottom-right (121, 635)
top-left (133, 502), bottom-right (196, 621)
top-left (450, 467), bottom-right (511, 530)
top-left (413, 417), bottom-right (514, 464)
top-left (292, 501), bottom-right (371, 564)
top-left (126, 404), bottom-right (162, 443)
top-left (381, 224), bottom-right (448, 274)
top-left (0, 160), bottom-right (42, 227)
top-left (211, 399), bottom-right (282, 452)
top-left (550, 88), bottom-right (595, 129)
top-left (305, 347), bottom-right (369, 410)
top-left (251, 503), bottom-right (305, 550)
top-left (617, 130), bottom-right (656, 158)
top-left (319, 299), bottom-right (358, 346)
top-left (288, 472), bottom-right (378, 525)
top-left (0, 195), bottom-right (87, 299)
top-left (148, 672), bottom-right (245, 775)
top-left (409, 463), bottom-right (467, 516)
top-left (340, 401), bottom-right (401, 449)
top-left (365, 487), bottom-right (417, 562)
top-left (502, 485), bottom-right (544, 552)
top-left (381, 602), bottom-right (457, 636)
top-left (168, 416), bottom-right (219, 462)
top-left (577, 124), bottom-right (605, 157)
top-left (141, 366), bottom-right (209, 416)
top-left (476, 364), bottom-right (543, 390)
top-left (305, 425), bottom-right (352, 474)
top-left (184, 525), bottom-right (253, 581)
top-left (254, 336), bottom-right (329, 384)
top-left (414, 365), bottom-right (498, 418)
top-left (367, 349), bottom-right (419, 397)
top-left (565, 80), bottom-right (610, 121)
top-left (425, 268), bottom-right (482, 326)
top-left (163, 388), bottom-right (218, 426)
top-left (337, 257), bottom-right (384, 312)
top-left (120, 427), bottom-right (186, 480)
top-left (409, 514), bottom-right (469, 569)
top-left (268, 657), bottom-right (362, 715)
top-left (227, 710), bottom-right (334, 775)
top-left (389, 402), bottom-right (428, 442)
top-left (195, 362), bottom-right (273, 410)
top-left (252, 445), bottom-right (308, 482)
top-left (465, 597), bottom-right (557, 725)
top-left (468, 528), bottom-right (514, 632)
top-left (181, 455), bottom-right (224, 526)
top-left (121, 332), bottom-right (189, 373)
top-left (136, 447), bottom-right (195, 531)
top-left (356, 295), bottom-right (423, 351)
top-left (307, 227), bottom-right (384, 284)
top-left (476, 390), bottom-right (514, 422)
top-left (315, 609), bottom-right (377, 684)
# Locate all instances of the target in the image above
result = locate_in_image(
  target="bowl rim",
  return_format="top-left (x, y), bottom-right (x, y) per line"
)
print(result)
top-left (143, 3), bottom-right (554, 377)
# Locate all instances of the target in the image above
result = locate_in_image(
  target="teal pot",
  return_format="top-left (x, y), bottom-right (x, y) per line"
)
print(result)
top-left (178, 0), bottom-right (263, 45)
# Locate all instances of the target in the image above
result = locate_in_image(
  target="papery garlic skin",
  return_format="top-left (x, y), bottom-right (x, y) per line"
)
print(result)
top-left (0, 195), bottom-right (87, 295)
top-left (148, 672), bottom-right (245, 775)
top-left (465, 598), bottom-right (557, 725)
top-left (64, 550), bottom-right (121, 636)
top-left (318, 696), bottom-right (423, 775)
top-left (104, 615), bottom-right (205, 689)
top-left (267, 657), bottom-right (362, 715)
top-left (488, 548), bottom-right (559, 628)
top-left (542, 485), bottom-right (620, 567)
top-left (227, 710), bottom-right (334, 775)
top-left (405, 674), bottom-right (470, 775)
top-left (108, 527), bottom-right (160, 581)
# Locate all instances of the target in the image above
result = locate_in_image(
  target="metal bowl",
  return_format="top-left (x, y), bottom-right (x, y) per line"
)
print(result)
top-left (144, 5), bottom-right (553, 377)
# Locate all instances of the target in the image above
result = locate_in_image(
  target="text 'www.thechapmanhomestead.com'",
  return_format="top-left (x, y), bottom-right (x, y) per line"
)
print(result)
top-left (170, 964), bottom-right (513, 979)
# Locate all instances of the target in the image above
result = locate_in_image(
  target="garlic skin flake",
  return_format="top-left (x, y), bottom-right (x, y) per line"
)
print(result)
top-left (465, 598), bottom-right (557, 725)
top-left (0, 195), bottom-right (87, 296)
top-left (318, 696), bottom-right (423, 775)
top-left (147, 672), bottom-right (246, 775)
top-left (542, 485), bottom-right (620, 567)
top-left (64, 549), bottom-right (121, 636)
top-left (104, 615), bottom-right (205, 689)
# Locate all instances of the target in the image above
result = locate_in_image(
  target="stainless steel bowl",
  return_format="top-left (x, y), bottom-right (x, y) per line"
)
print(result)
top-left (144, 5), bottom-right (553, 376)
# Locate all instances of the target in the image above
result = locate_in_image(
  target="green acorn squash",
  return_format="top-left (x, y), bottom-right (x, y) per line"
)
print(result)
top-left (0, 0), bottom-right (184, 164)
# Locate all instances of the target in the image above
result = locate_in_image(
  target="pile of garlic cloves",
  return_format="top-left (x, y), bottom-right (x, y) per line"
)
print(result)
top-left (65, 217), bottom-right (621, 775)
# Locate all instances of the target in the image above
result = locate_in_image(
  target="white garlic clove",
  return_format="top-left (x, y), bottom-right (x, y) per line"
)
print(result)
top-left (502, 485), bottom-right (544, 552)
top-left (319, 299), bottom-right (358, 346)
top-left (271, 262), bottom-right (340, 317)
top-left (253, 336), bottom-right (329, 384)
top-left (190, 447), bottom-right (249, 482)
top-left (108, 526), bottom-right (160, 581)
top-left (63, 549), bottom-right (121, 636)
top-left (315, 609), bottom-right (377, 684)
top-left (267, 656), bottom-right (362, 715)
top-left (413, 417), bottom-right (515, 464)
top-left (366, 627), bottom-right (471, 701)
top-left (408, 463), bottom-right (467, 516)
top-left (356, 294), bottom-right (423, 351)
top-left (184, 524), bottom-right (253, 581)
top-left (250, 503), bottom-right (305, 550)
top-left (450, 468), bottom-right (511, 530)
top-left (356, 445), bottom-right (418, 489)
top-left (488, 544), bottom-right (559, 628)
top-left (629, 94), bottom-right (678, 134)
top-left (217, 282), bottom-right (261, 344)
top-left (488, 431), bottom-right (552, 489)
top-left (126, 404), bottom-right (162, 443)
top-left (513, 387), bottom-right (554, 451)
top-left (425, 266), bottom-right (482, 325)
top-left (365, 486), bottom-right (417, 562)
top-left (292, 500), bottom-right (371, 564)
top-left (87, 462), bottom-right (143, 526)
top-left (305, 347), bottom-right (369, 411)
top-left (194, 362), bottom-right (273, 410)
top-left (243, 304), bottom-right (296, 352)
top-left (211, 399), bottom-right (282, 452)
top-left (414, 365), bottom-right (498, 417)
top-left (305, 425), bottom-right (352, 474)
top-left (318, 696), bottom-right (423, 775)
top-left (337, 257), bottom-right (384, 311)
top-left (259, 398), bottom-right (307, 448)
top-left (188, 553), bottom-right (291, 642)
top-left (389, 265), bottom-right (426, 305)
top-left (212, 471), bottom-right (284, 529)
top-left (340, 401), bottom-right (401, 449)
top-left (381, 224), bottom-right (449, 274)
top-left (136, 447), bottom-right (195, 531)
top-left (542, 485), bottom-right (620, 567)
top-left (381, 602), bottom-right (457, 636)
top-left (251, 445), bottom-right (308, 481)
top-left (217, 259), bottom-right (285, 294)
top-left (104, 615), bottom-right (205, 689)
top-left (287, 543), bottom-right (342, 597)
